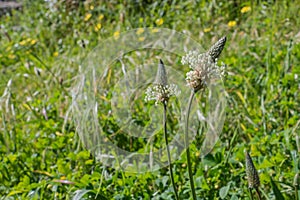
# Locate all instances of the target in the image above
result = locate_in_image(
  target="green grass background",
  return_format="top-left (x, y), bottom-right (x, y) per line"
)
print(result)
top-left (0, 0), bottom-right (299, 199)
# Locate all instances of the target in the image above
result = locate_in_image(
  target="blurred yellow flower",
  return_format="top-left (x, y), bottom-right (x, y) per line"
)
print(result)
top-left (90, 5), bottom-right (94, 10)
top-left (6, 46), bottom-right (12, 51)
top-left (19, 40), bottom-right (27, 46)
top-left (53, 52), bottom-right (59, 57)
top-left (94, 23), bottom-right (102, 32)
top-left (84, 13), bottom-right (92, 21)
top-left (138, 37), bottom-right (145, 42)
top-left (8, 54), bottom-right (16, 59)
top-left (98, 14), bottom-right (104, 20)
top-left (204, 27), bottom-right (212, 33)
top-left (56, 131), bottom-right (63, 136)
top-left (228, 20), bottom-right (237, 27)
top-left (240, 123), bottom-right (246, 131)
top-left (151, 28), bottom-right (159, 33)
top-left (136, 28), bottom-right (144, 35)
top-left (155, 18), bottom-right (164, 26)
top-left (30, 39), bottom-right (37, 45)
top-left (241, 6), bottom-right (251, 13)
top-left (114, 31), bottom-right (120, 40)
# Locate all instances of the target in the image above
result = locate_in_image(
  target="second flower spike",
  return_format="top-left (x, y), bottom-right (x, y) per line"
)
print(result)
top-left (145, 59), bottom-right (180, 105)
top-left (245, 150), bottom-right (260, 189)
top-left (208, 36), bottom-right (227, 62)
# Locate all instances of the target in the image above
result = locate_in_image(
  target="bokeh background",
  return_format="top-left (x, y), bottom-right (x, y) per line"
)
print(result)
top-left (0, 0), bottom-right (299, 199)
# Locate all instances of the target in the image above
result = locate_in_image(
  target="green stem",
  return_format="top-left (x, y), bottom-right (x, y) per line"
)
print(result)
top-left (255, 188), bottom-right (262, 200)
top-left (249, 188), bottom-right (254, 200)
top-left (163, 102), bottom-right (179, 200)
top-left (185, 91), bottom-right (197, 200)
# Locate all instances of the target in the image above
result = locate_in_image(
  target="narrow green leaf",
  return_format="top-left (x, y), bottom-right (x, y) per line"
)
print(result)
top-left (270, 177), bottom-right (285, 200)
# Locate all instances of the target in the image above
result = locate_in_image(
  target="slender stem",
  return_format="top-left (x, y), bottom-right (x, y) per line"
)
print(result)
top-left (249, 188), bottom-right (254, 200)
top-left (185, 91), bottom-right (197, 200)
top-left (255, 188), bottom-right (262, 200)
top-left (163, 101), bottom-right (179, 200)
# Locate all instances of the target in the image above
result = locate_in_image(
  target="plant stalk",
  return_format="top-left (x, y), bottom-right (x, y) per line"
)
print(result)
top-left (249, 188), bottom-right (254, 200)
top-left (163, 102), bottom-right (179, 200)
top-left (255, 188), bottom-right (262, 200)
top-left (185, 91), bottom-right (197, 200)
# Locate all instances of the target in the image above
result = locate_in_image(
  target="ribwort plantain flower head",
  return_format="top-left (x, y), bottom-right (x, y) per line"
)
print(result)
top-left (145, 60), bottom-right (180, 105)
top-left (181, 36), bottom-right (226, 92)
top-left (182, 51), bottom-right (225, 92)
top-left (208, 36), bottom-right (227, 62)
top-left (245, 150), bottom-right (260, 189)
top-left (155, 59), bottom-right (168, 86)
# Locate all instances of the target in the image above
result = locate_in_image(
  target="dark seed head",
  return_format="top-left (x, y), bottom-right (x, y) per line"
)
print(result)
top-left (245, 150), bottom-right (260, 189)
top-left (208, 36), bottom-right (227, 62)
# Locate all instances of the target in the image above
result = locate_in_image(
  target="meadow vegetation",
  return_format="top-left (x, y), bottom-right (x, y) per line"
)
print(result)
top-left (0, 0), bottom-right (299, 199)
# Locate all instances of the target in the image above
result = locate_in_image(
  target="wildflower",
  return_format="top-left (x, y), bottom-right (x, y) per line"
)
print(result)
top-left (113, 31), bottom-right (120, 40)
top-left (136, 28), bottom-right (144, 35)
top-left (228, 20), bottom-right (237, 27)
top-left (181, 36), bottom-right (226, 92)
top-left (208, 36), bottom-right (227, 62)
top-left (204, 27), bottom-right (212, 33)
top-left (94, 23), bottom-right (102, 32)
top-left (98, 14), bottom-right (104, 20)
top-left (84, 13), bottom-right (92, 21)
top-left (30, 39), bottom-right (37, 45)
top-left (155, 18), bottom-right (164, 26)
top-left (145, 60), bottom-right (180, 105)
top-left (19, 40), bottom-right (27, 46)
top-left (155, 59), bottom-right (168, 86)
top-left (241, 6), bottom-right (251, 13)
top-left (151, 28), bottom-right (159, 33)
top-left (245, 150), bottom-right (260, 189)
top-left (183, 37), bottom-right (227, 200)
top-left (6, 46), bottom-right (12, 52)
top-left (138, 37), bottom-right (145, 42)
top-left (8, 54), bottom-right (16, 59)
top-left (53, 52), bottom-right (59, 57)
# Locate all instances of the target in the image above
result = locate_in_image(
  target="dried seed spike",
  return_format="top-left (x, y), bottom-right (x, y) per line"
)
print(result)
top-left (245, 150), bottom-right (260, 189)
top-left (155, 59), bottom-right (168, 86)
top-left (208, 36), bottom-right (227, 62)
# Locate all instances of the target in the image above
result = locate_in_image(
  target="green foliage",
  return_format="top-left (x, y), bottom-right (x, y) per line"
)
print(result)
top-left (0, 0), bottom-right (299, 199)
top-left (270, 177), bottom-right (285, 200)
